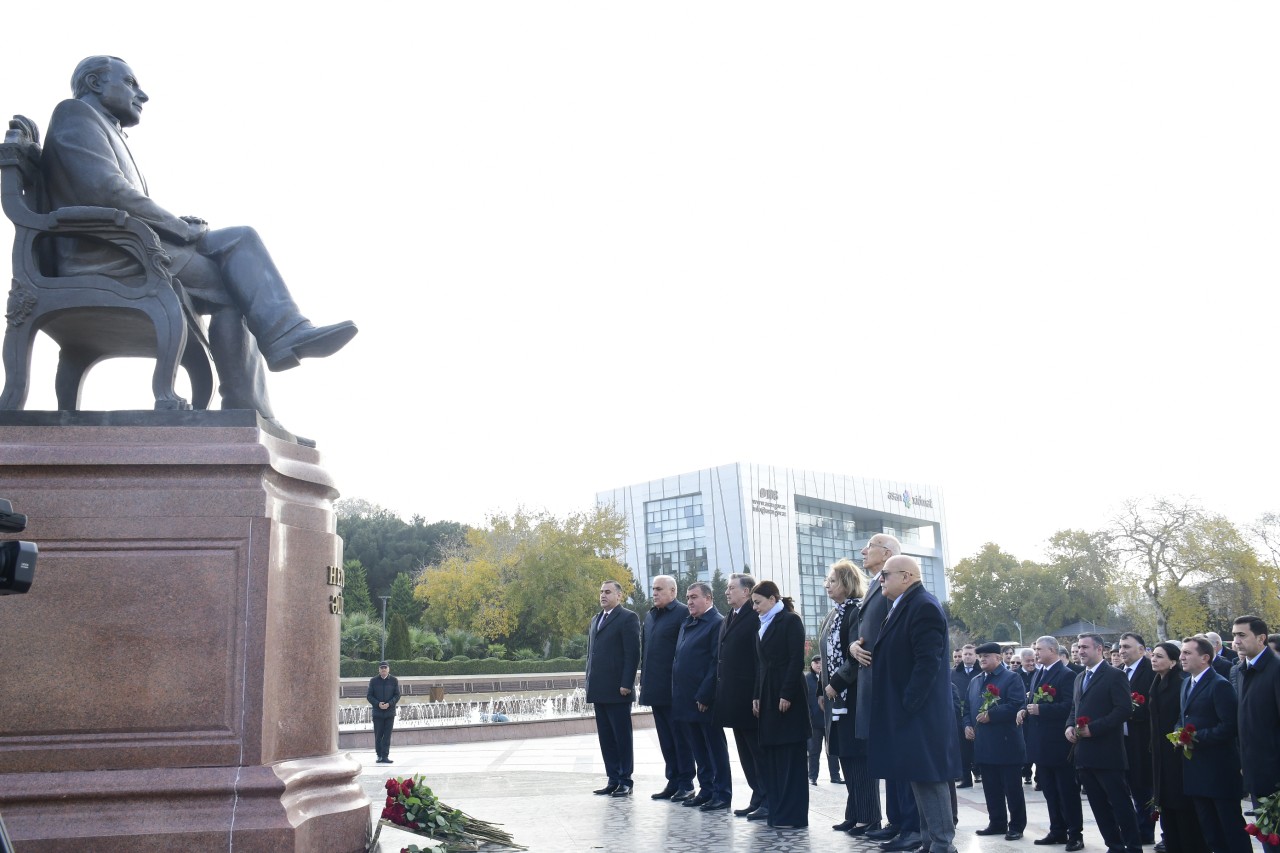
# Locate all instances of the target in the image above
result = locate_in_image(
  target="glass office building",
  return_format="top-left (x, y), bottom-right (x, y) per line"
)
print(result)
top-left (597, 463), bottom-right (949, 637)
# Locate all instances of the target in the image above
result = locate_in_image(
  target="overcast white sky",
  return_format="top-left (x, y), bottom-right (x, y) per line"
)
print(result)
top-left (2, 2), bottom-right (1276, 565)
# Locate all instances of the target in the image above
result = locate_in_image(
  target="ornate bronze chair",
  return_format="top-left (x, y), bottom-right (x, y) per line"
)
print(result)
top-left (0, 114), bottom-right (212, 411)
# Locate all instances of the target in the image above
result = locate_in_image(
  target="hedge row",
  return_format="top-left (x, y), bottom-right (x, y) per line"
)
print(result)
top-left (340, 657), bottom-right (587, 677)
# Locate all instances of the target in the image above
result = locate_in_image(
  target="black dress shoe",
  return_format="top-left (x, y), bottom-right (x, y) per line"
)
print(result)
top-left (881, 836), bottom-right (922, 852)
top-left (699, 799), bottom-right (729, 811)
top-left (683, 793), bottom-right (711, 808)
top-left (832, 821), bottom-right (856, 832)
top-left (1065, 840), bottom-right (1084, 852)
top-left (610, 785), bottom-right (632, 797)
top-left (830, 777), bottom-right (844, 784)
top-left (849, 823), bottom-right (881, 836)
top-left (745, 809), bottom-right (771, 821)
top-left (1034, 834), bottom-right (1068, 845)
top-left (592, 784), bottom-right (618, 795)
top-left (810, 779), bottom-right (817, 786)
top-left (651, 786), bottom-right (678, 800)
top-left (866, 825), bottom-right (899, 840)
top-left (976, 825), bottom-right (1009, 836)
top-left (732, 806), bottom-right (753, 816)
top-left (1006, 831), bottom-right (1024, 840)
top-left (1153, 844), bottom-right (1166, 853)
top-left (670, 788), bottom-right (695, 802)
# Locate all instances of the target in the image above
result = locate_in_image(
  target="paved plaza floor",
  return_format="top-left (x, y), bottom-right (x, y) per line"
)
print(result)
top-left (355, 728), bottom-right (1125, 853)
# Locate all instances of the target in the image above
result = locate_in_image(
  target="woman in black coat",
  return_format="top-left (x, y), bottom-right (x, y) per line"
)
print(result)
top-left (751, 580), bottom-right (809, 829)
top-left (1148, 640), bottom-right (1208, 853)
top-left (819, 558), bottom-right (881, 835)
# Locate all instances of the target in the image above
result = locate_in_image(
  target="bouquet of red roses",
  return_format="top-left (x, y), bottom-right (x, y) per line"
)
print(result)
top-left (372, 773), bottom-right (525, 851)
top-left (1032, 684), bottom-right (1056, 703)
top-left (1245, 790), bottom-right (1280, 846)
top-left (1166, 723), bottom-right (1196, 759)
top-left (1131, 692), bottom-right (1146, 712)
top-left (978, 683), bottom-right (1001, 714)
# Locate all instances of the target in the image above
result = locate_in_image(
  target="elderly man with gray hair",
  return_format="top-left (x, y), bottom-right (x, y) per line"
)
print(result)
top-left (639, 574), bottom-right (692, 800)
top-left (1018, 636), bottom-right (1083, 849)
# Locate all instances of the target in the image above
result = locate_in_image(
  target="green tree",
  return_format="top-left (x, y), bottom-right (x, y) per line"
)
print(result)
top-left (384, 613), bottom-right (412, 660)
top-left (340, 611), bottom-right (381, 660)
top-left (711, 567), bottom-right (729, 613)
top-left (388, 572), bottom-right (422, 626)
top-left (415, 506), bottom-right (631, 653)
top-left (1111, 498), bottom-right (1271, 641)
top-left (336, 498), bottom-right (466, 598)
top-left (628, 573), bottom-right (652, 623)
top-left (341, 559), bottom-right (374, 616)
top-left (944, 543), bottom-right (1032, 640)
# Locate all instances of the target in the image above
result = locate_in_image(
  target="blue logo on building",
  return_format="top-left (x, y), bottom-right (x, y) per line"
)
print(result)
top-left (901, 490), bottom-right (913, 509)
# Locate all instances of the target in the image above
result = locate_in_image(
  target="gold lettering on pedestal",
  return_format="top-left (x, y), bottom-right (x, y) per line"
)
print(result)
top-left (326, 565), bottom-right (345, 615)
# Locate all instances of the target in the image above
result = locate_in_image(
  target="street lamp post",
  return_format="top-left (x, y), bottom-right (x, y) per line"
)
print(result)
top-left (1012, 620), bottom-right (1023, 647)
top-left (379, 595), bottom-right (390, 661)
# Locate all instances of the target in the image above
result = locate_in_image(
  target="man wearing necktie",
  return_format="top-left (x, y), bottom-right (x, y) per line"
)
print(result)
top-left (1230, 616), bottom-right (1280, 853)
top-left (1067, 633), bottom-right (1140, 853)
top-left (1178, 636), bottom-right (1248, 853)
top-left (1019, 636), bottom-right (1083, 849)
top-left (713, 573), bottom-right (768, 817)
top-left (584, 580), bottom-right (640, 797)
top-left (950, 644), bottom-right (981, 788)
top-left (1118, 632), bottom-right (1156, 842)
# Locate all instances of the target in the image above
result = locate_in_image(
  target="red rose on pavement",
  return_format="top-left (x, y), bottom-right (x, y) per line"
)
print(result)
top-left (380, 806), bottom-right (393, 820)
top-left (385, 779), bottom-right (398, 793)
top-left (399, 778), bottom-right (414, 797)
top-left (386, 795), bottom-right (396, 807)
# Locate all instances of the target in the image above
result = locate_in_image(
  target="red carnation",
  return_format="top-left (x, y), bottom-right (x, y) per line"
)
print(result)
top-left (399, 778), bottom-right (414, 797)
top-left (1076, 716), bottom-right (1090, 727)
top-left (987, 685), bottom-right (1000, 696)
top-left (1246, 824), bottom-right (1259, 837)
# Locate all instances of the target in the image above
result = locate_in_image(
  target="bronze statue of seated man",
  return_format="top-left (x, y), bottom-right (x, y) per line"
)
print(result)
top-left (42, 55), bottom-right (357, 431)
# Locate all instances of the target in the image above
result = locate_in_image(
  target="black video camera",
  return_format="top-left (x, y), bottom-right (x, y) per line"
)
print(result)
top-left (0, 499), bottom-right (36, 595)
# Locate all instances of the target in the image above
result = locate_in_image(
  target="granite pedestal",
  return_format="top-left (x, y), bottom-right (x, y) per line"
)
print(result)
top-left (0, 411), bottom-right (368, 852)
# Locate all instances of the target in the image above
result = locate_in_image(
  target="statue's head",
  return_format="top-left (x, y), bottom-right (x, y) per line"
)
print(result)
top-left (72, 56), bottom-right (148, 128)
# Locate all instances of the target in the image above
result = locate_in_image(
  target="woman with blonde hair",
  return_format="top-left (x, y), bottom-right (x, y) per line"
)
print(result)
top-left (818, 559), bottom-right (881, 836)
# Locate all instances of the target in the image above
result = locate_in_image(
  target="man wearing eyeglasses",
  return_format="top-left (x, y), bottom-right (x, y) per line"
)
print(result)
top-left (850, 535), bottom-right (918, 849)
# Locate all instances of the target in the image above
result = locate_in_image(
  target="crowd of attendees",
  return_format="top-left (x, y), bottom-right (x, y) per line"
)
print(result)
top-left (582, 534), bottom-right (1280, 853)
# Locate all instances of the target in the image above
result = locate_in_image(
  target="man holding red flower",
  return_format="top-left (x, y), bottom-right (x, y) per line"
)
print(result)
top-left (1179, 636), bottom-right (1249, 853)
top-left (964, 641), bottom-right (1027, 841)
top-left (1119, 632), bottom-right (1157, 842)
top-left (1019, 635), bottom-right (1083, 849)
top-left (1067, 632), bottom-right (1141, 853)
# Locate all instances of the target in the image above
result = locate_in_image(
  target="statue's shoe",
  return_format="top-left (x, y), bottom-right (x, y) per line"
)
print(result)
top-left (264, 321), bottom-right (358, 372)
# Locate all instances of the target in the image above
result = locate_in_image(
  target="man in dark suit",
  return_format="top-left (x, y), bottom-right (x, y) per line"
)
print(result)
top-left (44, 57), bottom-right (358, 425)
top-left (951, 644), bottom-right (981, 788)
top-left (1067, 632), bottom-right (1140, 853)
top-left (866, 555), bottom-right (961, 853)
top-left (366, 662), bottom-right (400, 764)
top-left (714, 573), bottom-right (767, 817)
top-left (671, 582), bottom-right (730, 810)
top-left (1179, 636), bottom-right (1249, 853)
top-left (1231, 615), bottom-right (1280, 853)
top-left (851, 535), bottom-right (922, 850)
top-left (965, 642), bottom-right (1027, 841)
top-left (1019, 636), bottom-right (1083, 850)
top-left (639, 574), bottom-right (693, 800)
top-left (1204, 632), bottom-right (1235, 678)
top-left (1118, 631), bottom-right (1157, 841)
top-left (585, 580), bottom-right (641, 797)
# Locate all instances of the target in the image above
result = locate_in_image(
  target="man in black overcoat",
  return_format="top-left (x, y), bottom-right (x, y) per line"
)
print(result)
top-left (865, 555), bottom-right (961, 853)
top-left (714, 573), bottom-right (767, 816)
top-left (965, 642), bottom-right (1027, 841)
top-left (1118, 632), bottom-right (1156, 842)
top-left (366, 662), bottom-right (400, 764)
top-left (585, 580), bottom-right (641, 797)
top-left (851, 535), bottom-right (922, 849)
top-left (1067, 632), bottom-right (1140, 853)
top-left (951, 644), bottom-right (980, 788)
top-left (1018, 636), bottom-right (1083, 849)
top-left (1179, 636), bottom-right (1249, 853)
top-left (1231, 615), bottom-right (1280, 853)
top-left (639, 574), bottom-right (693, 799)
top-left (671, 582), bottom-right (730, 810)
